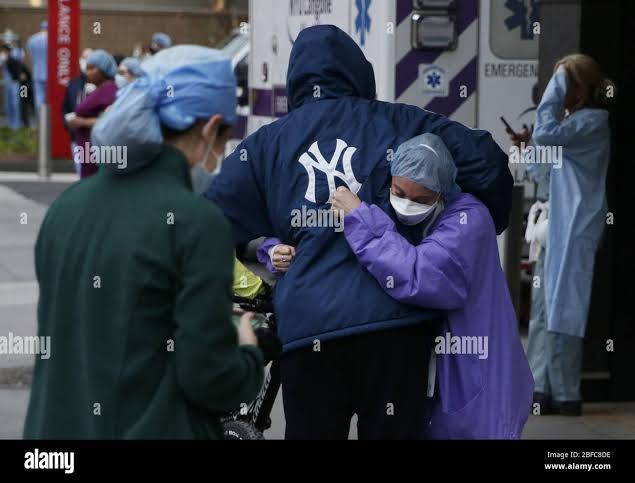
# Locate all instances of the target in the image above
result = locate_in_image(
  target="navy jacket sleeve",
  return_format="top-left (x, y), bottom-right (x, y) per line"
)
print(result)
top-left (204, 128), bottom-right (275, 246)
top-left (457, 129), bottom-right (513, 236)
top-left (426, 115), bottom-right (513, 235)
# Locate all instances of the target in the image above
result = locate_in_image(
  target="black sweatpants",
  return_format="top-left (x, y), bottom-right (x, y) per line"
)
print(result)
top-left (280, 322), bottom-right (440, 440)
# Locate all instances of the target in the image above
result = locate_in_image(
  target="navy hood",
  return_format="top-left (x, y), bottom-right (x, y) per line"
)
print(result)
top-left (287, 25), bottom-right (376, 111)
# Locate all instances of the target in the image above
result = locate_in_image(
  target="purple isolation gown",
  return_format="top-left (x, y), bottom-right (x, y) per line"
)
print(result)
top-left (342, 193), bottom-right (534, 439)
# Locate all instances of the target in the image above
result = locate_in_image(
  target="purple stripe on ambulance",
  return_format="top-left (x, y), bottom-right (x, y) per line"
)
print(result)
top-left (250, 88), bottom-right (274, 117)
top-left (396, 0), bottom-right (413, 25)
top-left (231, 115), bottom-right (248, 139)
top-left (395, 0), bottom-right (478, 98)
top-left (251, 87), bottom-right (290, 118)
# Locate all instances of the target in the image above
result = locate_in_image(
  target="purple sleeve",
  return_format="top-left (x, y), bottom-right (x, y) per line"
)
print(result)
top-left (75, 82), bottom-right (117, 118)
top-left (344, 202), bottom-right (472, 310)
top-left (257, 237), bottom-right (281, 274)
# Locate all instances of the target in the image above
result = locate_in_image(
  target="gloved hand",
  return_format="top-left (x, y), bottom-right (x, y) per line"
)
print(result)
top-left (525, 201), bottom-right (548, 244)
top-left (534, 216), bottom-right (549, 246)
top-left (526, 201), bottom-right (549, 262)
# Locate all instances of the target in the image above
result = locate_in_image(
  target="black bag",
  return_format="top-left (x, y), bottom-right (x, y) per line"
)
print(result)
top-left (6, 57), bottom-right (23, 82)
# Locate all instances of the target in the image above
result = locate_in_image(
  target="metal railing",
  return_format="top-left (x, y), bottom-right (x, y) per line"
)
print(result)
top-left (37, 103), bottom-right (50, 179)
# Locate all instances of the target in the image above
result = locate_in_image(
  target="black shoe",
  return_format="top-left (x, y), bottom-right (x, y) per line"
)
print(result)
top-left (552, 400), bottom-right (582, 416)
top-left (531, 392), bottom-right (555, 415)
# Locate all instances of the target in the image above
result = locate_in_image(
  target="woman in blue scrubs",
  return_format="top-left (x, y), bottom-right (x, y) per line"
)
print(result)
top-left (530, 54), bottom-right (613, 416)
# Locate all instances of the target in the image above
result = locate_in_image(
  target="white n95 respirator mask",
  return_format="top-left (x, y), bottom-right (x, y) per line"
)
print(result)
top-left (390, 192), bottom-right (438, 226)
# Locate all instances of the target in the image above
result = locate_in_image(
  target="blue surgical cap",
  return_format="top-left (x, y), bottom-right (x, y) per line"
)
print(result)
top-left (40, 20), bottom-right (48, 30)
top-left (391, 134), bottom-right (461, 196)
top-left (152, 32), bottom-right (172, 48)
top-left (87, 49), bottom-right (117, 79)
top-left (120, 57), bottom-right (145, 78)
top-left (141, 45), bottom-right (237, 129)
top-left (91, 45), bottom-right (237, 173)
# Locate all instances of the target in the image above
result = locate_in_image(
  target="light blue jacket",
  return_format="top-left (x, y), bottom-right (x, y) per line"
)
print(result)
top-left (533, 68), bottom-right (610, 337)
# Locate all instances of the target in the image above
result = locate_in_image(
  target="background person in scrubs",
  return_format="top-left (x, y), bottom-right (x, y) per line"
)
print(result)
top-left (150, 32), bottom-right (172, 55)
top-left (26, 20), bottom-right (47, 113)
top-left (0, 42), bottom-right (23, 129)
top-left (531, 54), bottom-right (613, 416)
top-left (67, 49), bottom-right (118, 179)
top-left (115, 57), bottom-right (145, 89)
top-left (62, 48), bottom-right (93, 175)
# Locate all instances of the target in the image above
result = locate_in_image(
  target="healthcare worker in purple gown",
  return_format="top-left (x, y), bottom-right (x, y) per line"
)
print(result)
top-left (329, 133), bottom-right (534, 439)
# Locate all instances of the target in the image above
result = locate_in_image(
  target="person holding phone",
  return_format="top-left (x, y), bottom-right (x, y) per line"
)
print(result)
top-left (527, 54), bottom-right (613, 416)
top-left (502, 116), bottom-right (532, 151)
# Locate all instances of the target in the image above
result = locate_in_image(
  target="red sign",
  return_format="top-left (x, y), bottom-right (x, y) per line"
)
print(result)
top-left (47, 0), bottom-right (80, 159)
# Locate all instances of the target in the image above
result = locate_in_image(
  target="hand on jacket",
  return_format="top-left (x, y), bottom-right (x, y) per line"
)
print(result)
top-left (330, 186), bottom-right (361, 215)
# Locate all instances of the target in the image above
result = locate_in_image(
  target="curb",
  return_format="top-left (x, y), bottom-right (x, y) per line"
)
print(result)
top-left (0, 366), bottom-right (33, 389)
top-left (0, 160), bottom-right (75, 174)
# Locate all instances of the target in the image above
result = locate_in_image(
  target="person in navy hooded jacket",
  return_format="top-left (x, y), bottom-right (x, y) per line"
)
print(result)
top-left (205, 25), bottom-right (513, 440)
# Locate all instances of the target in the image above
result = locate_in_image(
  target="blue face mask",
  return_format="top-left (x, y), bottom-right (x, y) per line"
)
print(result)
top-left (190, 163), bottom-right (216, 196)
top-left (115, 74), bottom-right (129, 89)
top-left (190, 132), bottom-right (224, 195)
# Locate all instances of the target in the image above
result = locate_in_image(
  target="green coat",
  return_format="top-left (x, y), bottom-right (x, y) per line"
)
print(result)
top-left (24, 146), bottom-right (264, 439)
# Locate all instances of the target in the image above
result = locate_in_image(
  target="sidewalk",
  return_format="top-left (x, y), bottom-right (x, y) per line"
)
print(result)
top-left (524, 403), bottom-right (635, 439)
top-left (0, 184), bottom-right (44, 370)
top-left (0, 184), bottom-right (46, 439)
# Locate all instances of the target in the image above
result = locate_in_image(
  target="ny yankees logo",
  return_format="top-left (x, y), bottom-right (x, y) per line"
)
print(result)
top-left (299, 139), bottom-right (362, 204)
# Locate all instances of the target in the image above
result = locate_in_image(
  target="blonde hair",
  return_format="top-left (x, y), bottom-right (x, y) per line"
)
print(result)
top-left (555, 54), bottom-right (615, 108)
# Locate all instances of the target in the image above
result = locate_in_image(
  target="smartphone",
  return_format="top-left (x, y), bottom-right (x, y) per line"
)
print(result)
top-left (500, 116), bottom-right (517, 136)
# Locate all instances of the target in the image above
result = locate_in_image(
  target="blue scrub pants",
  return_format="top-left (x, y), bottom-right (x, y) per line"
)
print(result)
top-left (3, 80), bottom-right (21, 129)
top-left (527, 251), bottom-right (584, 403)
top-left (33, 79), bottom-right (46, 113)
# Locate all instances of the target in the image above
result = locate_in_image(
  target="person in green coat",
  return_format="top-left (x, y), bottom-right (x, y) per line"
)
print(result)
top-left (23, 46), bottom-right (264, 439)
